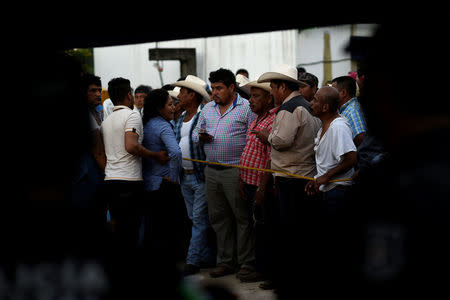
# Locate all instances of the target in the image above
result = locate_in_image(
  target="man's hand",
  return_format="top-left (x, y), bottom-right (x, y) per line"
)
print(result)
top-left (314, 174), bottom-right (332, 192)
top-left (155, 150), bottom-right (170, 165)
top-left (253, 188), bottom-right (265, 205)
top-left (199, 132), bottom-right (214, 143)
top-left (252, 128), bottom-right (270, 145)
top-left (305, 180), bottom-right (317, 196)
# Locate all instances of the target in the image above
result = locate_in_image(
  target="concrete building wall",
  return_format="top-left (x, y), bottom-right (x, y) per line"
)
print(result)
top-left (93, 24), bottom-right (377, 90)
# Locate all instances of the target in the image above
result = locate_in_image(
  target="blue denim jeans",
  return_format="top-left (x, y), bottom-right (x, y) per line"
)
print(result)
top-left (181, 173), bottom-right (215, 266)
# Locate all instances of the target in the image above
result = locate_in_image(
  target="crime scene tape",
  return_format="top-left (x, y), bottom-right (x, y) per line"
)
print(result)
top-left (182, 158), bottom-right (352, 183)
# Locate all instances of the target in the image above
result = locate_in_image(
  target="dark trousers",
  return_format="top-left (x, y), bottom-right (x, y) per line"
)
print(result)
top-left (243, 179), bottom-right (278, 278)
top-left (143, 179), bottom-right (189, 264)
top-left (101, 180), bottom-right (144, 252)
top-left (273, 176), bottom-right (322, 297)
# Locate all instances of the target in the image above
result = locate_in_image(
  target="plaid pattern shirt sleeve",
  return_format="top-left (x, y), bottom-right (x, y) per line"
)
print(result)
top-left (193, 95), bottom-right (254, 165)
top-left (239, 107), bottom-right (277, 186)
top-left (339, 97), bottom-right (367, 138)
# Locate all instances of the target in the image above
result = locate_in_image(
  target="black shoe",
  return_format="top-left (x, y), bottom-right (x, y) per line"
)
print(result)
top-left (235, 266), bottom-right (254, 279)
top-left (259, 280), bottom-right (275, 290)
top-left (209, 265), bottom-right (235, 278)
top-left (183, 264), bottom-right (200, 276)
top-left (239, 271), bottom-right (264, 283)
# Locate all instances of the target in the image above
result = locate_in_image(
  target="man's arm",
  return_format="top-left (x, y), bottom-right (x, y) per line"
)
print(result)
top-left (268, 110), bottom-right (299, 151)
top-left (353, 132), bottom-right (365, 148)
top-left (125, 131), bottom-right (170, 164)
top-left (91, 129), bottom-right (106, 171)
top-left (253, 159), bottom-right (273, 205)
top-left (314, 151), bottom-right (357, 191)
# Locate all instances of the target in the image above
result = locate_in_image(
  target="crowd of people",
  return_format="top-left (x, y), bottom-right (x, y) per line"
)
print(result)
top-left (78, 61), bottom-right (375, 293)
top-left (11, 15), bottom-right (450, 300)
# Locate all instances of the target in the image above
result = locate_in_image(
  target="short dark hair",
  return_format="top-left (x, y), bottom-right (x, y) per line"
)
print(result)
top-left (161, 84), bottom-right (174, 91)
top-left (271, 79), bottom-right (299, 92)
top-left (188, 88), bottom-right (204, 104)
top-left (108, 77), bottom-right (131, 105)
top-left (81, 73), bottom-right (102, 93)
top-left (135, 85), bottom-right (152, 95)
top-left (209, 68), bottom-right (236, 88)
top-left (236, 68), bottom-right (249, 76)
top-left (331, 76), bottom-right (357, 97)
top-left (142, 89), bottom-right (170, 125)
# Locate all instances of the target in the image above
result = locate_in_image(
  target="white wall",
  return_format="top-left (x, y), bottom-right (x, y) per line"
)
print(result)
top-left (93, 24), bottom-right (377, 90)
top-left (94, 30), bottom-right (298, 89)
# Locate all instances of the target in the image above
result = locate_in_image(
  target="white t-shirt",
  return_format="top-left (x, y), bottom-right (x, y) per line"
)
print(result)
top-left (314, 116), bottom-right (356, 192)
top-left (102, 99), bottom-right (114, 120)
top-left (179, 117), bottom-right (194, 170)
top-left (101, 105), bottom-right (143, 181)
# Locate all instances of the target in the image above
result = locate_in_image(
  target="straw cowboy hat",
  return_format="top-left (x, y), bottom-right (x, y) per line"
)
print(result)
top-left (235, 74), bottom-right (251, 95)
top-left (240, 81), bottom-right (271, 93)
top-left (173, 75), bottom-right (210, 101)
top-left (257, 64), bottom-right (308, 87)
top-left (168, 86), bottom-right (180, 99)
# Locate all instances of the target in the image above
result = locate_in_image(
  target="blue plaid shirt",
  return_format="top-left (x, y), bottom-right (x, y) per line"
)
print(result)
top-left (339, 97), bottom-right (367, 138)
top-left (174, 104), bottom-right (206, 182)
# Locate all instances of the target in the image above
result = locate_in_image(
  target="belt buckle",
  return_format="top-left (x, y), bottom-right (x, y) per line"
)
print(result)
top-left (184, 169), bottom-right (195, 175)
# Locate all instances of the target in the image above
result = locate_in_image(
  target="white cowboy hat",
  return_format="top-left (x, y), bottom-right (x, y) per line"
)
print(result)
top-left (257, 64), bottom-right (307, 86)
top-left (240, 81), bottom-right (271, 93)
top-left (173, 75), bottom-right (210, 101)
top-left (168, 86), bottom-right (180, 99)
top-left (235, 74), bottom-right (251, 95)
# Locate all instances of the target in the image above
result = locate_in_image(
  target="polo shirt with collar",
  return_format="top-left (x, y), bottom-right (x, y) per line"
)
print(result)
top-left (101, 105), bottom-right (143, 181)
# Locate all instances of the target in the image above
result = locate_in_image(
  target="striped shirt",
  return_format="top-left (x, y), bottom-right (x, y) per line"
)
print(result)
top-left (192, 94), bottom-right (255, 165)
top-left (339, 97), bottom-right (367, 138)
top-left (239, 107), bottom-right (278, 186)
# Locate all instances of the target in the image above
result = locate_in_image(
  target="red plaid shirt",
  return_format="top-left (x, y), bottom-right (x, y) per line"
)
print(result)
top-left (239, 107), bottom-right (279, 186)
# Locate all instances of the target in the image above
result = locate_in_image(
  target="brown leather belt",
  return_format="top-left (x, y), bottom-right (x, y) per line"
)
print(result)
top-left (184, 169), bottom-right (195, 175)
top-left (208, 164), bottom-right (232, 170)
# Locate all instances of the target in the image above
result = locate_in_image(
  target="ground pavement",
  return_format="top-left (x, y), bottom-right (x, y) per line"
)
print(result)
top-left (182, 268), bottom-right (277, 300)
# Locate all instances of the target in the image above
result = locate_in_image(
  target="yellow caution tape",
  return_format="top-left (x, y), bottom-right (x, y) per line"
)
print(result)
top-left (182, 158), bottom-right (352, 183)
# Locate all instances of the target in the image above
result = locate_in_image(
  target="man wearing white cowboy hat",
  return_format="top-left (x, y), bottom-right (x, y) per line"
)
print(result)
top-left (257, 64), bottom-right (321, 291)
top-left (237, 80), bottom-right (278, 284)
top-left (172, 75), bottom-right (215, 276)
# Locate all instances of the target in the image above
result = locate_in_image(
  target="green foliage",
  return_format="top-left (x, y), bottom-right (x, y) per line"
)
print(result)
top-left (65, 48), bottom-right (94, 74)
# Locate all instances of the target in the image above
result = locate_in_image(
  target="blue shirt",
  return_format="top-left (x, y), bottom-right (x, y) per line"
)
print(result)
top-left (339, 97), bottom-right (367, 138)
top-left (142, 116), bottom-right (182, 191)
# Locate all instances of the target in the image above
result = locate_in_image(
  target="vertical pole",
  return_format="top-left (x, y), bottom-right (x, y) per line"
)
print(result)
top-left (322, 31), bottom-right (332, 87)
